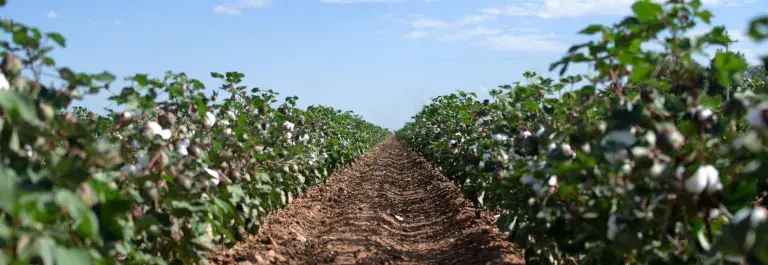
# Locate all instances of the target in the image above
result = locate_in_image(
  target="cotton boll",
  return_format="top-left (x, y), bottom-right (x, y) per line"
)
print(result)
top-left (746, 101), bottom-right (768, 131)
top-left (684, 165), bottom-right (721, 194)
top-left (204, 112), bottom-right (217, 128)
top-left (204, 168), bottom-right (221, 186)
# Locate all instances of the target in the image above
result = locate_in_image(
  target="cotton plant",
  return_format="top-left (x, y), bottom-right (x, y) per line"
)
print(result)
top-left (0, 13), bottom-right (391, 265)
top-left (396, 1), bottom-right (768, 263)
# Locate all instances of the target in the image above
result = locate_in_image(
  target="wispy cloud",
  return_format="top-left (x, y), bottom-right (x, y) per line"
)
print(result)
top-left (213, 0), bottom-right (271, 15)
top-left (405, 30), bottom-right (427, 39)
top-left (480, 0), bottom-right (756, 19)
top-left (320, 0), bottom-right (406, 3)
top-left (437, 27), bottom-right (501, 42)
top-left (472, 34), bottom-right (567, 53)
top-left (47, 10), bottom-right (58, 19)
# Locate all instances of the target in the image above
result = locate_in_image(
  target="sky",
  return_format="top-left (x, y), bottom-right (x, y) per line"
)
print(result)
top-left (1, 0), bottom-right (767, 130)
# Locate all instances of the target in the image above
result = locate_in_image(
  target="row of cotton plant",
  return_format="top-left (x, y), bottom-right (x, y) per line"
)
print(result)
top-left (0, 11), bottom-right (390, 265)
top-left (398, 1), bottom-right (768, 264)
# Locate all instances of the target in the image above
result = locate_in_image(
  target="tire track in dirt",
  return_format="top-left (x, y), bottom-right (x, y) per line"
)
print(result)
top-left (209, 138), bottom-right (523, 265)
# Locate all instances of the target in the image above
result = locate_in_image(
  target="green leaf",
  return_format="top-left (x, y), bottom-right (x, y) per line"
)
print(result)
top-left (0, 166), bottom-right (16, 211)
top-left (45, 32), bottom-right (66, 47)
top-left (579, 24), bottom-right (604, 35)
top-left (55, 190), bottom-right (100, 240)
top-left (696, 10), bottom-right (713, 24)
top-left (631, 1), bottom-right (663, 22)
top-left (54, 246), bottom-right (91, 265)
top-left (35, 237), bottom-right (55, 265)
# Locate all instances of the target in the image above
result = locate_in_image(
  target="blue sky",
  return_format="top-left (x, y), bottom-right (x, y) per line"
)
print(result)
top-left (1, 0), bottom-right (766, 129)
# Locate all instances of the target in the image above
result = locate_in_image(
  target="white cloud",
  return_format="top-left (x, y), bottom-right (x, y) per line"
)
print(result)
top-left (320, 0), bottom-right (405, 3)
top-left (47, 10), bottom-right (58, 19)
top-left (405, 30), bottom-right (427, 39)
top-left (473, 34), bottom-right (567, 52)
top-left (481, 0), bottom-right (756, 19)
top-left (438, 27), bottom-right (501, 42)
top-left (412, 18), bottom-right (451, 29)
top-left (213, 0), bottom-right (270, 15)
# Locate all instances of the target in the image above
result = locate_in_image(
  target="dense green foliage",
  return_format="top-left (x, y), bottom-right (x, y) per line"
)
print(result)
top-left (398, 1), bottom-right (768, 264)
top-left (0, 3), bottom-right (390, 264)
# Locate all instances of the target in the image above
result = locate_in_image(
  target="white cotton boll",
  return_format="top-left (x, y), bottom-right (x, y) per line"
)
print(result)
top-left (224, 128), bottom-right (233, 135)
top-left (547, 175), bottom-right (558, 187)
top-left (561, 144), bottom-right (576, 158)
top-left (746, 101), bottom-right (768, 131)
top-left (708, 208), bottom-right (722, 220)
top-left (116, 134), bottom-right (123, 140)
top-left (492, 134), bottom-right (508, 142)
top-left (684, 165), bottom-right (721, 194)
top-left (695, 106), bottom-right (714, 121)
top-left (448, 139), bottom-right (457, 147)
top-left (548, 143), bottom-right (557, 151)
top-left (299, 134), bottom-right (310, 144)
top-left (158, 129), bottom-right (171, 140)
top-left (227, 110), bottom-right (237, 120)
top-left (733, 207), bottom-right (768, 227)
top-left (204, 168), bottom-right (220, 186)
top-left (0, 73), bottom-right (10, 91)
top-left (520, 174), bottom-right (535, 185)
top-left (520, 131), bottom-right (532, 138)
top-left (283, 121), bottom-right (295, 131)
top-left (221, 120), bottom-right (230, 127)
top-left (604, 130), bottom-right (635, 147)
top-left (535, 126), bottom-right (546, 137)
top-left (607, 214), bottom-right (619, 241)
top-left (177, 138), bottom-right (190, 156)
top-left (500, 152), bottom-right (509, 161)
top-left (621, 163), bottom-right (633, 175)
top-left (204, 112), bottom-right (216, 128)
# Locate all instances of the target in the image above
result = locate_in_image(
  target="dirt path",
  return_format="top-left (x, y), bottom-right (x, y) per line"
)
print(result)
top-left (209, 138), bottom-right (523, 265)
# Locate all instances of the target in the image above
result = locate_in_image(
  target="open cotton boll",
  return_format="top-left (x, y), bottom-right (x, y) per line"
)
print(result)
top-left (448, 139), bottom-right (457, 148)
top-left (694, 106), bottom-right (715, 121)
top-left (224, 128), bottom-right (233, 135)
top-left (547, 175), bottom-right (558, 187)
top-left (733, 207), bottom-right (768, 227)
top-left (0, 73), bottom-right (10, 91)
top-left (492, 134), bottom-right (508, 142)
top-left (204, 168), bottom-right (220, 186)
top-left (299, 134), bottom-right (310, 144)
top-left (177, 138), bottom-right (190, 156)
top-left (746, 101), bottom-right (768, 131)
top-left (684, 165), bottom-right (722, 194)
top-left (520, 131), bottom-right (532, 138)
top-left (283, 121), bottom-right (295, 131)
top-left (146, 121), bottom-right (172, 140)
top-left (227, 110), bottom-right (237, 120)
top-left (204, 112), bottom-right (216, 128)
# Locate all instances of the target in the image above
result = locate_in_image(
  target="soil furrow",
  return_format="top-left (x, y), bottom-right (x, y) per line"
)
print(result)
top-left (209, 138), bottom-right (523, 265)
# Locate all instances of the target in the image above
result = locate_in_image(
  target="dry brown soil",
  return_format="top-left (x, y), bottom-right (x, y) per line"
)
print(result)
top-left (209, 138), bottom-right (523, 265)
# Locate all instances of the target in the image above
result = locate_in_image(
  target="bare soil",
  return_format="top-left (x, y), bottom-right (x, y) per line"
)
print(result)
top-left (209, 138), bottom-right (524, 265)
